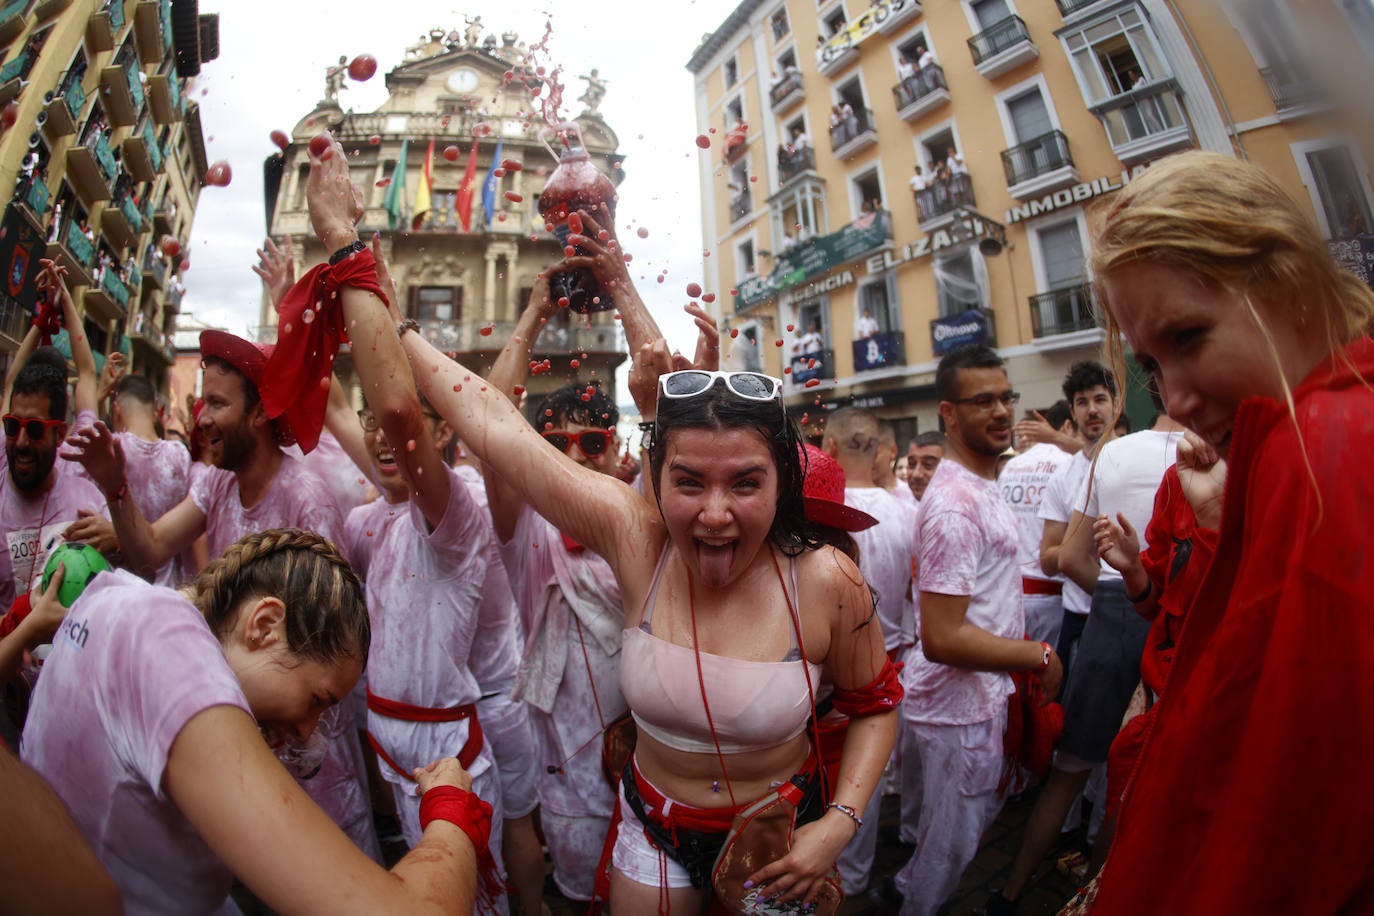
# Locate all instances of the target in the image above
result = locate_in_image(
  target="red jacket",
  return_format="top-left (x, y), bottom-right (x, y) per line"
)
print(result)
top-left (1093, 337), bottom-right (1374, 914)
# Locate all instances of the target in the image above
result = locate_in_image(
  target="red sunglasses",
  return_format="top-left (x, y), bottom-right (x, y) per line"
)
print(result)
top-left (2, 415), bottom-right (64, 440)
top-left (541, 429), bottom-right (612, 457)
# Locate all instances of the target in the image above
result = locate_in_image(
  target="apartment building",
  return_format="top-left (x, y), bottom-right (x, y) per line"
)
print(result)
top-left (0, 0), bottom-right (214, 396)
top-left (260, 25), bottom-right (628, 408)
top-left (688, 0), bottom-right (1373, 440)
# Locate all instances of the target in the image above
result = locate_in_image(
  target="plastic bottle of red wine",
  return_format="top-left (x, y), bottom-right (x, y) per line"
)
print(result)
top-left (537, 122), bottom-right (617, 313)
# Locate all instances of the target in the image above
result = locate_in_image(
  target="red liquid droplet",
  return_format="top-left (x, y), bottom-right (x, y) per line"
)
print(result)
top-left (375, 178), bottom-right (391, 187)
top-left (730, 328), bottom-right (740, 339)
top-left (695, 135), bottom-right (711, 149)
top-left (502, 159), bottom-right (522, 172)
top-left (702, 293), bottom-right (716, 304)
top-left (564, 245), bottom-right (576, 257)
top-left (784, 367), bottom-right (792, 375)
top-left (686, 282), bottom-right (702, 297)
top-left (347, 54), bottom-right (378, 81)
top-left (443, 145), bottom-right (460, 162)
top-left (568, 212), bottom-right (583, 234)
top-left (570, 359), bottom-right (581, 368)
top-left (160, 236), bottom-right (180, 257)
top-left (805, 378), bottom-right (821, 388)
top-left (636, 227), bottom-right (649, 239)
top-left (512, 384), bottom-right (525, 396)
top-left (368, 135), bottom-right (381, 145)
top-left (505, 191), bottom-right (524, 203)
top-left (206, 161), bottom-right (232, 187)
top-left (557, 296), bottom-right (570, 308)
top-left (270, 129), bottom-right (289, 151)
top-left (786, 324), bottom-right (795, 332)
top-left (479, 324), bottom-right (495, 336)
top-left (493, 167), bottom-right (506, 178)
top-left (775, 339), bottom-right (784, 347)
top-left (308, 134), bottom-right (331, 157)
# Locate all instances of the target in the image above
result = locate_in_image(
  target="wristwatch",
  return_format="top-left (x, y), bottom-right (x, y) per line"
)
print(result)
top-left (329, 239), bottom-right (366, 264)
top-left (1037, 641), bottom-right (1053, 672)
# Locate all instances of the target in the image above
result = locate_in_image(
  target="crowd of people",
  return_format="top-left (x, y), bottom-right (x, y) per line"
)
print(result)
top-left (0, 146), bottom-right (1370, 916)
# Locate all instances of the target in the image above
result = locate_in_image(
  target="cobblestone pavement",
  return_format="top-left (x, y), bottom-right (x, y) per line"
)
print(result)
top-left (542, 789), bottom-right (1085, 915)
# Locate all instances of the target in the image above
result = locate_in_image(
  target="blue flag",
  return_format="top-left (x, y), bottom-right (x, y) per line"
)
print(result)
top-left (481, 141), bottom-right (503, 228)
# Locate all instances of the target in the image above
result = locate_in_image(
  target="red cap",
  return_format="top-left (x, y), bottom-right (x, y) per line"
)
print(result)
top-left (800, 444), bottom-right (878, 533)
top-left (199, 330), bottom-right (296, 446)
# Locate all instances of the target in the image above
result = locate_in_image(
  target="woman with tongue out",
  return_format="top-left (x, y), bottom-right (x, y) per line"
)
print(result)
top-left (380, 228), bottom-right (897, 910)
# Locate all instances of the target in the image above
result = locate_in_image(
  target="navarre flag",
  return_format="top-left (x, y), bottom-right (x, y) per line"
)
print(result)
top-left (383, 138), bottom-right (409, 230)
top-left (412, 140), bottom-right (434, 231)
top-left (455, 140), bottom-right (480, 232)
top-left (481, 140), bottom-right (504, 229)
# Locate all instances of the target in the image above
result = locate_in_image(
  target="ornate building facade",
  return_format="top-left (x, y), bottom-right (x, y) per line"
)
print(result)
top-left (261, 24), bottom-right (627, 407)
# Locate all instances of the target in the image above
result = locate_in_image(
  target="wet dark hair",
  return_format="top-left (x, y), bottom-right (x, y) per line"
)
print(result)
top-left (934, 344), bottom-right (1004, 403)
top-left (190, 528), bottom-right (369, 666)
top-left (1062, 360), bottom-right (1117, 402)
top-left (1041, 399), bottom-right (1073, 432)
top-left (114, 373), bottom-right (156, 406)
top-left (13, 347), bottom-right (68, 420)
top-left (201, 355), bottom-right (261, 411)
top-left (532, 380), bottom-right (618, 431)
top-left (647, 382), bottom-right (817, 555)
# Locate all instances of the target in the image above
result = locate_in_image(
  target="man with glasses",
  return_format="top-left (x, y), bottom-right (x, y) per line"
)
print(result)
top-left (890, 345), bottom-right (1062, 916)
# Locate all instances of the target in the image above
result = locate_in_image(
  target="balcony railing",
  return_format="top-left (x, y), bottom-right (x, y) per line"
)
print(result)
top-left (0, 0), bottom-right (27, 46)
top-left (64, 221), bottom-right (96, 270)
top-left (1091, 81), bottom-right (1191, 161)
top-left (968, 15), bottom-right (1033, 66)
top-left (14, 174), bottom-right (49, 224)
top-left (414, 318), bottom-right (621, 355)
top-left (769, 69), bottom-right (805, 111)
top-left (892, 64), bottom-right (949, 118)
top-left (100, 265), bottom-right (130, 310)
top-left (1029, 283), bottom-right (1097, 338)
top-left (1001, 130), bottom-right (1074, 187)
top-left (0, 48), bottom-right (34, 85)
top-left (829, 106), bottom-right (877, 158)
top-left (1260, 65), bottom-right (1320, 112)
top-left (1054, 0), bottom-right (1103, 15)
top-left (914, 172), bottom-right (976, 225)
top-left (778, 146), bottom-right (815, 184)
top-left (90, 132), bottom-right (118, 184)
top-left (729, 188), bottom-right (752, 222)
top-left (852, 331), bottom-right (906, 372)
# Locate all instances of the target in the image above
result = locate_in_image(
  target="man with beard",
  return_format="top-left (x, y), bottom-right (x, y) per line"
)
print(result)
top-left (63, 330), bottom-right (378, 862)
top-left (891, 346), bottom-right (1062, 916)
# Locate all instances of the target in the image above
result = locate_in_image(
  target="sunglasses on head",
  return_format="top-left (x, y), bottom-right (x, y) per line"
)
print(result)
top-left (658, 370), bottom-right (783, 404)
top-left (2, 415), bottom-right (63, 440)
top-left (542, 429), bottom-right (612, 457)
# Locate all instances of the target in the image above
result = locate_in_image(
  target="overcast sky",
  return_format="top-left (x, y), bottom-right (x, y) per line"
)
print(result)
top-left (186, 0), bottom-right (743, 370)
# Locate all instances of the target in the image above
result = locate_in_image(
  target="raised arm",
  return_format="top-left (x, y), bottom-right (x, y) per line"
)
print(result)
top-left (482, 273), bottom-right (557, 542)
top-left (307, 137), bottom-right (450, 529)
top-left (37, 261), bottom-right (98, 416)
top-left (61, 421), bottom-right (205, 578)
top-left (166, 705), bottom-right (477, 916)
top-left (252, 236), bottom-right (297, 311)
top-left (321, 375), bottom-right (371, 486)
top-left (398, 324), bottom-right (656, 574)
top-left (558, 205), bottom-right (662, 359)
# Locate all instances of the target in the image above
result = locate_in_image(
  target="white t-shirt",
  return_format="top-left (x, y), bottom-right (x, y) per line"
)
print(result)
top-left (90, 434), bottom-right (190, 587)
top-left (1039, 451), bottom-right (1093, 615)
top-left (286, 430), bottom-right (371, 520)
top-left (343, 467), bottom-right (497, 786)
top-left (903, 459), bottom-right (1022, 726)
top-left (999, 443), bottom-right (1072, 583)
top-left (897, 58), bottom-right (916, 80)
top-left (846, 487), bottom-right (917, 652)
top-left (917, 49), bottom-right (936, 69)
top-left (22, 570), bottom-right (251, 914)
top-left (190, 452), bottom-right (343, 557)
top-left (857, 314), bottom-right (880, 338)
top-left (1078, 429), bottom-right (1181, 582)
top-left (0, 408), bottom-right (107, 607)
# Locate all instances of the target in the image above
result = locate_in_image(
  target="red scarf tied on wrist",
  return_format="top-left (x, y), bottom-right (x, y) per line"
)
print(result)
top-left (258, 247), bottom-right (387, 453)
top-left (32, 294), bottom-right (62, 346)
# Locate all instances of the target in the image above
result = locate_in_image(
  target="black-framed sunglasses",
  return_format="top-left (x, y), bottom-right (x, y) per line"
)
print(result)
top-left (949, 391), bottom-right (1021, 411)
top-left (658, 370), bottom-right (783, 403)
top-left (2, 415), bottom-right (63, 440)
top-left (542, 429), bottom-right (612, 457)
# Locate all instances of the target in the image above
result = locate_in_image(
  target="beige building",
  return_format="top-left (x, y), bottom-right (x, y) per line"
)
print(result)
top-left (260, 25), bottom-right (627, 409)
top-left (688, 0), bottom-right (1373, 441)
top-left (0, 0), bottom-right (214, 397)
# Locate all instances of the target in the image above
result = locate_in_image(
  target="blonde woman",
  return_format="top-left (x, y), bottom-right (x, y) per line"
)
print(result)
top-left (1085, 150), bottom-right (1374, 913)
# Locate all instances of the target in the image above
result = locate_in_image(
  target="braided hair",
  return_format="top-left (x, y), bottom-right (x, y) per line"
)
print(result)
top-left (188, 528), bottom-right (369, 666)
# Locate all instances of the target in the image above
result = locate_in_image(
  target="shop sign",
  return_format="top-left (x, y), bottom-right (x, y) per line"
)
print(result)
top-left (930, 309), bottom-right (993, 355)
top-left (735, 212), bottom-right (889, 311)
top-left (865, 214), bottom-right (1000, 274)
top-left (1004, 164), bottom-right (1149, 224)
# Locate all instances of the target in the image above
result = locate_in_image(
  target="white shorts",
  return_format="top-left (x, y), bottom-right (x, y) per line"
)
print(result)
top-left (611, 778), bottom-right (696, 889)
top-left (477, 691), bottom-right (540, 819)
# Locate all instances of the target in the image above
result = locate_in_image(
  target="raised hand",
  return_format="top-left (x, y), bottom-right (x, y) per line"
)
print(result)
top-left (252, 236), bottom-right (297, 310)
top-left (1176, 430), bottom-right (1226, 530)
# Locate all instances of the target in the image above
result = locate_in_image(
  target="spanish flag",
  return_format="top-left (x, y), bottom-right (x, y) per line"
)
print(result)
top-left (412, 139), bottom-right (434, 230)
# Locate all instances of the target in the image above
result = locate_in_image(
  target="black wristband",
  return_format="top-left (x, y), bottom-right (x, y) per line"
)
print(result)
top-left (1127, 579), bottom-right (1153, 603)
top-left (328, 239), bottom-right (366, 264)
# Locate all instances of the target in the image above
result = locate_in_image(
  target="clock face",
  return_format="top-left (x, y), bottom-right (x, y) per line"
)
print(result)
top-left (447, 69), bottom-right (479, 93)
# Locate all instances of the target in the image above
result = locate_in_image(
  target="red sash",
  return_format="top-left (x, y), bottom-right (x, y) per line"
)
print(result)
top-left (365, 689), bottom-right (484, 779)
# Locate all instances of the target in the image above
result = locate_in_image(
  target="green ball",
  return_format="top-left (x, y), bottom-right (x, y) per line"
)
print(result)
top-left (41, 543), bottom-right (111, 608)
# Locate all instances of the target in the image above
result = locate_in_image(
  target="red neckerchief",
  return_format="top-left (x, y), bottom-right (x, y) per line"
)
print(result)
top-left (32, 293), bottom-right (61, 346)
top-left (560, 532), bottom-right (584, 553)
top-left (258, 247), bottom-right (387, 453)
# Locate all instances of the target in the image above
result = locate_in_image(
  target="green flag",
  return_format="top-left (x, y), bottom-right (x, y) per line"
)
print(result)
top-left (383, 139), bottom-right (409, 230)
